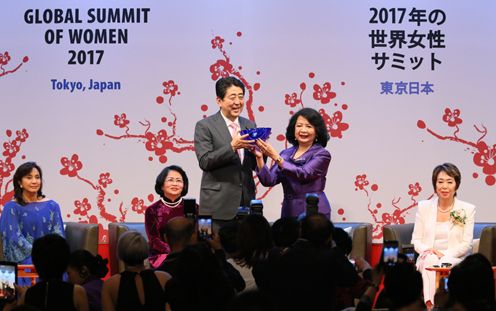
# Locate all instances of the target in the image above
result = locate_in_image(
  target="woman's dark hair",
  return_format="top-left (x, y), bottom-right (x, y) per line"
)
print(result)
top-left (154, 165), bottom-right (189, 199)
top-left (32, 234), bottom-right (70, 280)
top-left (13, 161), bottom-right (45, 206)
top-left (235, 214), bottom-right (273, 267)
top-left (432, 163), bottom-right (461, 195)
top-left (69, 250), bottom-right (109, 279)
top-left (285, 108), bottom-right (330, 147)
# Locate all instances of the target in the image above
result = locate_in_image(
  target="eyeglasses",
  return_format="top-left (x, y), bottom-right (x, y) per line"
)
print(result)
top-left (165, 178), bottom-right (184, 184)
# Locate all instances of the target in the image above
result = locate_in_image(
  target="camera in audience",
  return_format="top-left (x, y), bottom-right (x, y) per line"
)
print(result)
top-left (236, 200), bottom-right (264, 220)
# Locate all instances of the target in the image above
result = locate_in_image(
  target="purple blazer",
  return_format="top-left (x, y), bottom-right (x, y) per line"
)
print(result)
top-left (257, 144), bottom-right (331, 218)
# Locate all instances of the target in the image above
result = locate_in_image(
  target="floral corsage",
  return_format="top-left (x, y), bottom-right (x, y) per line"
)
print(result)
top-left (450, 209), bottom-right (466, 226)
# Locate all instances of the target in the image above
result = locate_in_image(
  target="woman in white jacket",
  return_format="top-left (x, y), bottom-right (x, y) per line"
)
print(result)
top-left (411, 163), bottom-right (475, 308)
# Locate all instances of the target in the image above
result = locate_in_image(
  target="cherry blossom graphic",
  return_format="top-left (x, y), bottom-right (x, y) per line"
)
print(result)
top-left (353, 174), bottom-right (431, 240)
top-left (0, 51), bottom-right (29, 78)
top-left (282, 73), bottom-right (349, 140)
top-left (208, 32), bottom-right (262, 122)
top-left (207, 34), bottom-right (353, 200)
top-left (0, 129), bottom-right (29, 211)
top-left (59, 153), bottom-right (154, 242)
top-left (417, 107), bottom-right (496, 186)
top-left (313, 82), bottom-right (337, 104)
top-left (96, 79), bottom-right (194, 164)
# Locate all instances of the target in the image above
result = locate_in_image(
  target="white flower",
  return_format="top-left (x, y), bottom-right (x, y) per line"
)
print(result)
top-left (450, 209), bottom-right (466, 226)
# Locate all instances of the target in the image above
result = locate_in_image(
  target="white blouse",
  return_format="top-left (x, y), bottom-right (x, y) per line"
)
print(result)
top-left (433, 221), bottom-right (450, 251)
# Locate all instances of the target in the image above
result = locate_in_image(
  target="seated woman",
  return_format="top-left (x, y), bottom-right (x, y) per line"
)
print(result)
top-left (0, 162), bottom-right (65, 264)
top-left (254, 107), bottom-right (332, 218)
top-left (411, 163), bottom-right (475, 308)
top-left (67, 250), bottom-right (109, 311)
top-left (20, 234), bottom-right (89, 311)
top-left (102, 231), bottom-right (171, 311)
top-left (145, 165), bottom-right (195, 268)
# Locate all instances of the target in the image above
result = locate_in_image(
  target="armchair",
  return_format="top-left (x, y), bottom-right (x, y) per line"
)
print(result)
top-left (108, 222), bottom-right (147, 275)
top-left (334, 222), bottom-right (373, 262)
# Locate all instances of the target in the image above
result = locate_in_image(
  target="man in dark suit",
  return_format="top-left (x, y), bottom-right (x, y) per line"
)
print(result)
top-left (194, 77), bottom-right (257, 229)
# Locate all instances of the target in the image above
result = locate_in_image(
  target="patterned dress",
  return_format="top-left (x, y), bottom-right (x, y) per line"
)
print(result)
top-left (145, 199), bottom-right (186, 268)
top-left (0, 200), bottom-right (65, 264)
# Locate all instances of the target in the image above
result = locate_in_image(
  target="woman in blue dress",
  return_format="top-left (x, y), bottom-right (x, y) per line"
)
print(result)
top-left (0, 161), bottom-right (65, 264)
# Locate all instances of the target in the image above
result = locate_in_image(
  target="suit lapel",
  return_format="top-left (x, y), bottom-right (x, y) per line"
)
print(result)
top-left (239, 117), bottom-right (250, 131)
top-left (212, 111), bottom-right (232, 144)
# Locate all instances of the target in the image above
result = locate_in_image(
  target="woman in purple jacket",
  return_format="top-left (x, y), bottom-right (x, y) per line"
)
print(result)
top-left (255, 108), bottom-right (331, 218)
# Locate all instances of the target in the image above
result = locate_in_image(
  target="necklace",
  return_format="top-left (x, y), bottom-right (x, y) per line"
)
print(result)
top-left (161, 197), bottom-right (182, 208)
top-left (438, 200), bottom-right (454, 213)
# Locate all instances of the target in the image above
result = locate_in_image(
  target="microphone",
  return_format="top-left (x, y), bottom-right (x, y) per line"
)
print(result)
top-left (305, 193), bottom-right (319, 216)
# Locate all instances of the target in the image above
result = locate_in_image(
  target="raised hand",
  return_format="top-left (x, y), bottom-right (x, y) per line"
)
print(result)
top-left (231, 133), bottom-right (255, 151)
top-left (256, 139), bottom-right (279, 160)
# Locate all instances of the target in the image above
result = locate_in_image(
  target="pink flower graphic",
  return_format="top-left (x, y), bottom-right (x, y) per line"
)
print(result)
top-left (209, 60), bottom-right (233, 80)
top-left (284, 93), bottom-right (301, 108)
top-left (355, 174), bottom-right (369, 190)
top-left (74, 198), bottom-right (92, 216)
top-left (60, 154), bottom-right (83, 177)
top-left (145, 130), bottom-right (172, 156)
top-left (312, 82), bottom-right (336, 104)
top-left (98, 172), bottom-right (113, 188)
top-left (381, 210), bottom-right (406, 225)
top-left (131, 197), bottom-right (146, 214)
top-left (473, 141), bottom-right (496, 175)
top-left (0, 52), bottom-right (11, 66)
top-left (442, 108), bottom-right (462, 127)
top-left (321, 110), bottom-right (349, 139)
top-left (162, 80), bottom-right (179, 96)
top-left (0, 159), bottom-right (14, 178)
top-left (407, 182), bottom-right (422, 196)
top-left (15, 129), bottom-right (29, 143)
top-left (113, 113), bottom-right (130, 128)
top-left (2, 140), bottom-right (19, 158)
top-left (211, 36), bottom-right (225, 49)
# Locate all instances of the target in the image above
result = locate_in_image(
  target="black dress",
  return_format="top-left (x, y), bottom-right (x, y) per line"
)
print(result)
top-left (116, 270), bottom-right (166, 311)
top-left (25, 280), bottom-right (76, 311)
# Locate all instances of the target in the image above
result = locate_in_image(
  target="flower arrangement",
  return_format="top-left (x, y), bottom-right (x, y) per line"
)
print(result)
top-left (450, 209), bottom-right (467, 226)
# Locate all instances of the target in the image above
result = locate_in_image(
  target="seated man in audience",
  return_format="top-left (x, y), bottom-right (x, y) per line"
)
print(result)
top-left (271, 217), bottom-right (299, 248)
top-left (156, 216), bottom-right (198, 275)
top-left (442, 253), bottom-right (496, 311)
top-left (383, 262), bottom-right (425, 311)
top-left (156, 216), bottom-right (245, 292)
top-left (165, 243), bottom-right (237, 311)
top-left (261, 214), bottom-right (360, 311)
